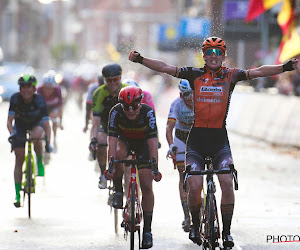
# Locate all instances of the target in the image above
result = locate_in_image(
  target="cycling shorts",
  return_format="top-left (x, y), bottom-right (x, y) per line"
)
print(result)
top-left (98, 121), bottom-right (108, 134)
top-left (174, 134), bottom-right (186, 163)
top-left (118, 138), bottom-right (151, 170)
top-left (13, 121), bottom-right (44, 148)
top-left (186, 127), bottom-right (233, 171)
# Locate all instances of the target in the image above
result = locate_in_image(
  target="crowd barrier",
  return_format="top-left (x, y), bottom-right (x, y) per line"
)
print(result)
top-left (227, 88), bottom-right (300, 148)
top-left (157, 86), bottom-right (300, 148)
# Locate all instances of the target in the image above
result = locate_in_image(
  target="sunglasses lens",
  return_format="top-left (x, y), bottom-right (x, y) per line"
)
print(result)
top-left (105, 76), bottom-right (121, 83)
top-left (182, 92), bottom-right (192, 98)
top-left (205, 49), bottom-right (222, 56)
top-left (122, 102), bottom-right (140, 111)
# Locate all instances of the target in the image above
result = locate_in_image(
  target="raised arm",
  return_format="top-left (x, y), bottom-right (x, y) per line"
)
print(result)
top-left (249, 58), bottom-right (298, 79)
top-left (129, 50), bottom-right (177, 76)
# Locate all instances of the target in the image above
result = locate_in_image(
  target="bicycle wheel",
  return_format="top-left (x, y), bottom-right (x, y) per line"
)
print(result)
top-left (27, 153), bottom-right (32, 218)
top-left (130, 182), bottom-right (136, 250)
top-left (114, 208), bottom-right (118, 234)
top-left (207, 194), bottom-right (217, 249)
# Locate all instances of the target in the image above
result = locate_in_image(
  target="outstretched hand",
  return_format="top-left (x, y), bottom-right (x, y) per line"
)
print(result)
top-left (283, 58), bottom-right (299, 72)
top-left (129, 50), bottom-right (144, 63)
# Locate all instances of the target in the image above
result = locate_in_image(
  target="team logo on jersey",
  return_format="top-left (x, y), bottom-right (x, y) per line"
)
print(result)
top-left (200, 86), bottom-right (223, 96)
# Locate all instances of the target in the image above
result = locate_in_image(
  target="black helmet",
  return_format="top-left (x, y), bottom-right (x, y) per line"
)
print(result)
top-left (102, 63), bottom-right (122, 77)
top-left (98, 75), bottom-right (105, 86)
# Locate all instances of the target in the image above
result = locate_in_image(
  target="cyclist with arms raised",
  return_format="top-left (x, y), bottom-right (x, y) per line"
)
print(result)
top-left (166, 79), bottom-right (194, 232)
top-left (7, 75), bottom-right (51, 207)
top-left (37, 71), bottom-right (63, 153)
top-left (129, 37), bottom-right (298, 248)
top-left (89, 63), bottom-right (128, 189)
top-left (106, 86), bottom-right (161, 249)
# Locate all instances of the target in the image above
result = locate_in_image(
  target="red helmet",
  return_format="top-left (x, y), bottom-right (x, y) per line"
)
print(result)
top-left (202, 37), bottom-right (226, 54)
top-left (118, 86), bottom-right (143, 105)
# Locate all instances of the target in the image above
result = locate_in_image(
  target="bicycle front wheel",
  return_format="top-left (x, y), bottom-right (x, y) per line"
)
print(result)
top-left (130, 182), bottom-right (136, 250)
top-left (114, 208), bottom-right (118, 234)
top-left (27, 153), bottom-right (32, 218)
top-left (207, 194), bottom-right (217, 249)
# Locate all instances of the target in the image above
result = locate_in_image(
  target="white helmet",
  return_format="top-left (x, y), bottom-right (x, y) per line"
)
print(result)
top-left (43, 73), bottom-right (56, 87)
top-left (122, 78), bottom-right (139, 87)
top-left (178, 79), bottom-right (192, 93)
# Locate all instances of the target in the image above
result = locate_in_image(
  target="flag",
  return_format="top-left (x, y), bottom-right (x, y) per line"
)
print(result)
top-left (245, 0), bottom-right (282, 22)
top-left (276, 0), bottom-right (300, 63)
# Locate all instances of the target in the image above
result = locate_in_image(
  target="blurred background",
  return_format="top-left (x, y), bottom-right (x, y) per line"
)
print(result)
top-left (0, 0), bottom-right (300, 103)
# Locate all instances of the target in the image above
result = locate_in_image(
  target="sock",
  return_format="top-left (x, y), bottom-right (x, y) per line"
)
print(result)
top-left (36, 154), bottom-right (43, 164)
top-left (190, 207), bottom-right (200, 228)
top-left (181, 201), bottom-right (190, 219)
top-left (15, 183), bottom-right (21, 201)
top-left (99, 165), bottom-right (106, 175)
top-left (221, 204), bottom-right (234, 235)
top-left (143, 211), bottom-right (153, 233)
top-left (113, 177), bottom-right (123, 193)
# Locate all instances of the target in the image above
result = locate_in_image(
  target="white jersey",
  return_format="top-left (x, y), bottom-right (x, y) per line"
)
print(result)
top-left (168, 97), bottom-right (194, 132)
top-left (168, 97), bottom-right (194, 162)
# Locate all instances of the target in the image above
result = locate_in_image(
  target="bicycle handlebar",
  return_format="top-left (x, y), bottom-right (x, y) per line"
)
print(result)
top-left (108, 156), bottom-right (159, 177)
top-left (183, 164), bottom-right (238, 191)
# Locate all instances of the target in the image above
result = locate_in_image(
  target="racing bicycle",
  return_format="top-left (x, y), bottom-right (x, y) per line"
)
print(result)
top-left (183, 156), bottom-right (238, 250)
top-left (9, 132), bottom-right (50, 218)
top-left (107, 151), bottom-right (161, 250)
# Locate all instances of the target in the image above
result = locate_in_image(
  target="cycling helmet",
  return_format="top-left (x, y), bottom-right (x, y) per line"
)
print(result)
top-left (102, 63), bottom-right (122, 77)
top-left (118, 86), bottom-right (143, 105)
top-left (42, 72), bottom-right (57, 87)
top-left (98, 75), bottom-right (105, 86)
top-left (18, 74), bottom-right (37, 86)
top-left (202, 37), bottom-right (226, 54)
top-left (122, 78), bottom-right (139, 87)
top-left (178, 79), bottom-right (192, 93)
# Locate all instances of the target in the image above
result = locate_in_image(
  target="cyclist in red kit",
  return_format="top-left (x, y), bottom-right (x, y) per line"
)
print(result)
top-left (129, 36), bottom-right (298, 248)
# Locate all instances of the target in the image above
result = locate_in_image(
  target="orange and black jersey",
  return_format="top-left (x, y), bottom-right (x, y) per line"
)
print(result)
top-left (176, 66), bottom-right (248, 128)
top-left (108, 103), bottom-right (158, 140)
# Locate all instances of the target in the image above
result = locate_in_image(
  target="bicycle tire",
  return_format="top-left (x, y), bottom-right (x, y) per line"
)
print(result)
top-left (114, 208), bottom-right (118, 234)
top-left (130, 182), bottom-right (136, 250)
top-left (207, 194), bottom-right (216, 249)
top-left (27, 152), bottom-right (32, 218)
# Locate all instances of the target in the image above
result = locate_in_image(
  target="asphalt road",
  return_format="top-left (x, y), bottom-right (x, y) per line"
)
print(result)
top-left (1, 97), bottom-right (300, 250)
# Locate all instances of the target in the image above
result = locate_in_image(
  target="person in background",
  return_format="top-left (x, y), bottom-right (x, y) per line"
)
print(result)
top-left (166, 79), bottom-right (194, 232)
top-left (7, 74), bottom-right (51, 207)
top-left (37, 71), bottom-right (63, 153)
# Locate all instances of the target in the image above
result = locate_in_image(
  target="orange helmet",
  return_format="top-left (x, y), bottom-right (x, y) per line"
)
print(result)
top-left (202, 37), bottom-right (226, 54)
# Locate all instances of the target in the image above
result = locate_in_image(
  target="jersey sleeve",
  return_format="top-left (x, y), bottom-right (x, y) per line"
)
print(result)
top-left (92, 86), bottom-right (104, 117)
top-left (56, 87), bottom-right (63, 106)
top-left (107, 105), bottom-right (120, 137)
top-left (145, 108), bottom-right (158, 139)
top-left (167, 98), bottom-right (178, 123)
top-left (176, 67), bottom-right (203, 90)
top-left (36, 95), bottom-right (50, 122)
top-left (142, 91), bottom-right (155, 110)
top-left (8, 93), bottom-right (18, 117)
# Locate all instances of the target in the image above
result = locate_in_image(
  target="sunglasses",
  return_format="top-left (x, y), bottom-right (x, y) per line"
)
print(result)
top-left (205, 48), bottom-right (223, 56)
top-left (122, 102), bottom-right (141, 111)
top-left (105, 76), bottom-right (121, 83)
top-left (182, 91), bottom-right (192, 98)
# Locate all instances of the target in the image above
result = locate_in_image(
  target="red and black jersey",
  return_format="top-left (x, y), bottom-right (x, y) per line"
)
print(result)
top-left (176, 66), bottom-right (248, 128)
top-left (108, 103), bottom-right (158, 141)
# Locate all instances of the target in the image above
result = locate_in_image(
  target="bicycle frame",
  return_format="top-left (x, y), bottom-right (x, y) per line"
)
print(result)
top-left (108, 153), bottom-right (158, 250)
top-left (11, 132), bottom-right (48, 218)
top-left (183, 157), bottom-right (238, 249)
